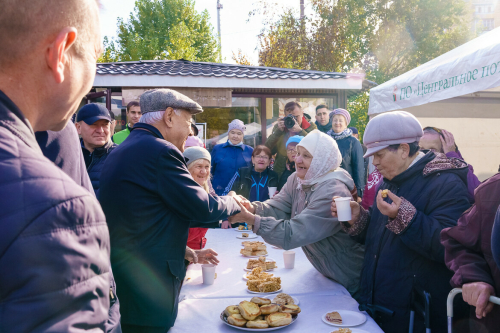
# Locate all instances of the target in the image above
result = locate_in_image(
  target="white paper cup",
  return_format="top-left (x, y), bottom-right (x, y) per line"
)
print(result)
top-left (334, 197), bottom-right (352, 222)
top-left (283, 251), bottom-right (295, 269)
top-left (202, 264), bottom-right (216, 285)
top-left (268, 187), bottom-right (277, 198)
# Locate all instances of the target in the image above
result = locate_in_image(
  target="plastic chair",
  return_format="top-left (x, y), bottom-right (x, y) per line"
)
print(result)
top-left (409, 286), bottom-right (431, 333)
top-left (447, 288), bottom-right (500, 333)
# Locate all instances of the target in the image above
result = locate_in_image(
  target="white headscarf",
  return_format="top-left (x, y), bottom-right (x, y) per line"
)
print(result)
top-left (296, 129), bottom-right (343, 189)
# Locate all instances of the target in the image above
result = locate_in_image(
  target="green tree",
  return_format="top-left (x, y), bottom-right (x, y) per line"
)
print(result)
top-left (255, 0), bottom-right (472, 138)
top-left (100, 0), bottom-right (219, 63)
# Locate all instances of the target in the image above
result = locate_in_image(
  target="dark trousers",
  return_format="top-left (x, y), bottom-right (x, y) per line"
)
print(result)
top-left (121, 324), bottom-right (170, 333)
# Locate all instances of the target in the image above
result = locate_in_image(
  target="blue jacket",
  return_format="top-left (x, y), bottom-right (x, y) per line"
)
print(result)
top-left (210, 141), bottom-right (253, 195)
top-left (229, 166), bottom-right (279, 201)
top-left (36, 124), bottom-right (121, 333)
top-left (81, 139), bottom-right (117, 199)
top-left (99, 123), bottom-right (241, 329)
top-left (334, 135), bottom-right (365, 197)
top-left (0, 90), bottom-right (111, 332)
top-left (350, 152), bottom-right (470, 333)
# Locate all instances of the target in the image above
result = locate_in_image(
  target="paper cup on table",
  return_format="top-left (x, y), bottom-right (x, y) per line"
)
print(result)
top-left (268, 187), bottom-right (277, 198)
top-left (334, 197), bottom-right (352, 222)
top-left (202, 264), bottom-right (216, 285)
top-left (283, 251), bottom-right (295, 269)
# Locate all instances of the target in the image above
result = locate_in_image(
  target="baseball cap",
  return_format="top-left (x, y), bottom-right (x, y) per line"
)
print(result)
top-left (76, 103), bottom-right (112, 125)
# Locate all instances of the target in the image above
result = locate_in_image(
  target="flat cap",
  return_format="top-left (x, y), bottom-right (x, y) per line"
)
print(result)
top-left (363, 111), bottom-right (423, 158)
top-left (140, 88), bottom-right (203, 115)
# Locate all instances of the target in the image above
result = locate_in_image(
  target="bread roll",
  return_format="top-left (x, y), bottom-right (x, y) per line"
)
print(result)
top-left (266, 312), bottom-right (292, 327)
top-left (260, 303), bottom-right (280, 315)
top-left (251, 297), bottom-right (271, 305)
top-left (224, 305), bottom-right (240, 317)
top-left (280, 304), bottom-right (301, 314)
top-left (238, 301), bottom-right (261, 321)
top-left (246, 319), bottom-right (269, 328)
top-left (227, 314), bottom-right (247, 327)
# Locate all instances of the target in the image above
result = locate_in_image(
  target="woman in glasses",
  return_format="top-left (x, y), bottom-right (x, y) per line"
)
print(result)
top-left (226, 145), bottom-right (279, 203)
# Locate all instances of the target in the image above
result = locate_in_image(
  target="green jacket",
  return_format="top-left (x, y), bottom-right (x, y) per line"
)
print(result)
top-left (265, 120), bottom-right (317, 177)
top-left (112, 124), bottom-right (131, 144)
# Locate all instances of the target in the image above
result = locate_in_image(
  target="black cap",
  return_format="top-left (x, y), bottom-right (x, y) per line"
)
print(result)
top-left (77, 103), bottom-right (112, 125)
top-left (349, 127), bottom-right (359, 134)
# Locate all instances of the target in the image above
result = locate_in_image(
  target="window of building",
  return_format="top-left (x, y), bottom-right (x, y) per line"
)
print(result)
top-left (484, 18), bottom-right (495, 31)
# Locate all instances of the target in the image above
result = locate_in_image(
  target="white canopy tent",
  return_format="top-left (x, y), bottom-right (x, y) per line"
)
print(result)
top-left (369, 27), bottom-right (500, 114)
top-left (368, 28), bottom-right (500, 180)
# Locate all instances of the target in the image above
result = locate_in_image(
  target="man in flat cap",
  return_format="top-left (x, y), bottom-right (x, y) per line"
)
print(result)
top-left (100, 89), bottom-right (241, 333)
top-left (331, 111), bottom-right (470, 333)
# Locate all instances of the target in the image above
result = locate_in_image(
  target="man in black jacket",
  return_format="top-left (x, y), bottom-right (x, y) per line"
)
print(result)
top-left (100, 88), bottom-right (242, 333)
top-left (76, 103), bottom-right (117, 198)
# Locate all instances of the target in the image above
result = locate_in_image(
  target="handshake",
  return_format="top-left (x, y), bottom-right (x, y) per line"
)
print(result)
top-left (226, 191), bottom-right (256, 226)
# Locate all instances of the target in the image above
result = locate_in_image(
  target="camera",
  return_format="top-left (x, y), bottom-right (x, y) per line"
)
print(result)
top-left (283, 114), bottom-right (297, 129)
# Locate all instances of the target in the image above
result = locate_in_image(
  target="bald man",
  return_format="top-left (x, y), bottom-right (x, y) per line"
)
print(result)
top-left (0, 1), bottom-right (113, 332)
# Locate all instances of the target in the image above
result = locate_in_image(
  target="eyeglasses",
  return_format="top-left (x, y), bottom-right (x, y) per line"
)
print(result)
top-left (287, 148), bottom-right (297, 153)
top-left (254, 155), bottom-right (269, 160)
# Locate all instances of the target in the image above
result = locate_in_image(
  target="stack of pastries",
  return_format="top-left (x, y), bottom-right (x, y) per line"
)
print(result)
top-left (223, 297), bottom-right (301, 329)
top-left (246, 267), bottom-right (281, 293)
top-left (246, 256), bottom-right (277, 271)
top-left (240, 242), bottom-right (267, 257)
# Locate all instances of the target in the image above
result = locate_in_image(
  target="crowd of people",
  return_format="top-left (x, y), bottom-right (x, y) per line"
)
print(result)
top-left (2, 1), bottom-right (500, 333)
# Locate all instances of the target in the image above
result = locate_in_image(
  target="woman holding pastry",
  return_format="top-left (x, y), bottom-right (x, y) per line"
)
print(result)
top-left (229, 130), bottom-right (365, 299)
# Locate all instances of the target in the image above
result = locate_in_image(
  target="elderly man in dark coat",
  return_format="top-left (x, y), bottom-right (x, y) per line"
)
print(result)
top-left (332, 111), bottom-right (471, 333)
top-left (100, 89), bottom-right (242, 333)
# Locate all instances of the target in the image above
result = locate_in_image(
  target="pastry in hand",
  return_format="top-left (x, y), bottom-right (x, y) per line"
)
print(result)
top-left (280, 304), bottom-right (301, 314)
top-left (326, 311), bottom-right (342, 324)
top-left (266, 312), bottom-right (292, 327)
top-left (246, 319), bottom-right (269, 328)
top-left (381, 189), bottom-right (389, 198)
top-left (227, 313), bottom-right (247, 327)
top-left (260, 303), bottom-right (280, 315)
top-left (250, 297), bottom-right (271, 305)
top-left (238, 301), bottom-right (261, 321)
top-left (224, 305), bottom-right (240, 317)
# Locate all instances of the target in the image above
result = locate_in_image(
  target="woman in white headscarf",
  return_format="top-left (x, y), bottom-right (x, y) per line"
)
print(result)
top-left (230, 130), bottom-right (365, 299)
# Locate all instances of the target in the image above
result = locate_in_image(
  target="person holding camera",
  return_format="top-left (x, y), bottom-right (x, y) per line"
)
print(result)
top-left (265, 101), bottom-right (317, 177)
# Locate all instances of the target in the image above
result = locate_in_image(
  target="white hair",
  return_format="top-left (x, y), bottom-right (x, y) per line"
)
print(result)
top-left (138, 109), bottom-right (182, 125)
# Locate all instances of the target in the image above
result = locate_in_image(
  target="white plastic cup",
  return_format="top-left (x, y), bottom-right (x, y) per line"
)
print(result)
top-left (268, 187), bottom-right (277, 198)
top-left (283, 251), bottom-right (295, 269)
top-left (334, 197), bottom-right (352, 222)
top-left (202, 264), bottom-right (216, 285)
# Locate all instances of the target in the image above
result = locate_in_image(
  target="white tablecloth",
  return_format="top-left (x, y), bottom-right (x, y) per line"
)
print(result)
top-left (173, 229), bottom-right (383, 332)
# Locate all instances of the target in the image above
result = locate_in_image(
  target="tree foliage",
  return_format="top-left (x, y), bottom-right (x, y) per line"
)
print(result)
top-left (99, 0), bottom-right (220, 63)
top-left (232, 49), bottom-right (255, 66)
top-left (254, 0), bottom-right (473, 138)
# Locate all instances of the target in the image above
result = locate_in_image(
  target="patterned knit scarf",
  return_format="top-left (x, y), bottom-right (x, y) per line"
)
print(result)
top-left (327, 128), bottom-right (353, 141)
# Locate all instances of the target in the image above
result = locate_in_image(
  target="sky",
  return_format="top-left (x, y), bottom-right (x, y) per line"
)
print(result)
top-left (99, 0), bottom-right (310, 64)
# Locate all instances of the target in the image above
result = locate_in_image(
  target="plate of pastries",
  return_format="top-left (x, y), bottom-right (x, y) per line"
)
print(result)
top-left (244, 256), bottom-right (277, 272)
top-left (221, 296), bottom-right (301, 331)
top-left (328, 328), bottom-right (370, 333)
top-left (235, 225), bottom-right (251, 232)
top-left (241, 242), bottom-right (268, 257)
top-left (246, 267), bottom-right (282, 294)
top-left (237, 233), bottom-right (258, 239)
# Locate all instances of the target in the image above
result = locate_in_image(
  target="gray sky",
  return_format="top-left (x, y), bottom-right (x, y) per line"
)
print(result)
top-left (99, 0), bottom-right (308, 64)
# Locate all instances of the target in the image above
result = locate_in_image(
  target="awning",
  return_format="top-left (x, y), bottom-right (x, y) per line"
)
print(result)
top-left (368, 27), bottom-right (500, 115)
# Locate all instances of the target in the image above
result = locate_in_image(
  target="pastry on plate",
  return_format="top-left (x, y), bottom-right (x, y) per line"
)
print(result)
top-left (260, 303), bottom-right (280, 315)
top-left (266, 312), bottom-right (292, 327)
top-left (227, 313), bottom-right (247, 327)
top-left (326, 311), bottom-right (342, 324)
top-left (272, 293), bottom-right (295, 306)
top-left (250, 297), bottom-right (271, 305)
top-left (257, 277), bottom-right (281, 293)
top-left (238, 301), bottom-right (261, 321)
top-left (224, 305), bottom-right (240, 317)
top-left (280, 304), bottom-right (301, 314)
top-left (242, 233), bottom-right (249, 238)
top-left (331, 329), bottom-right (352, 333)
top-left (246, 319), bottom-right (269, 328)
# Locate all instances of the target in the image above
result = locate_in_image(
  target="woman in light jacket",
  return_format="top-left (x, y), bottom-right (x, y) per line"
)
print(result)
top-left (229, 130), bottom-right (365, 299)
